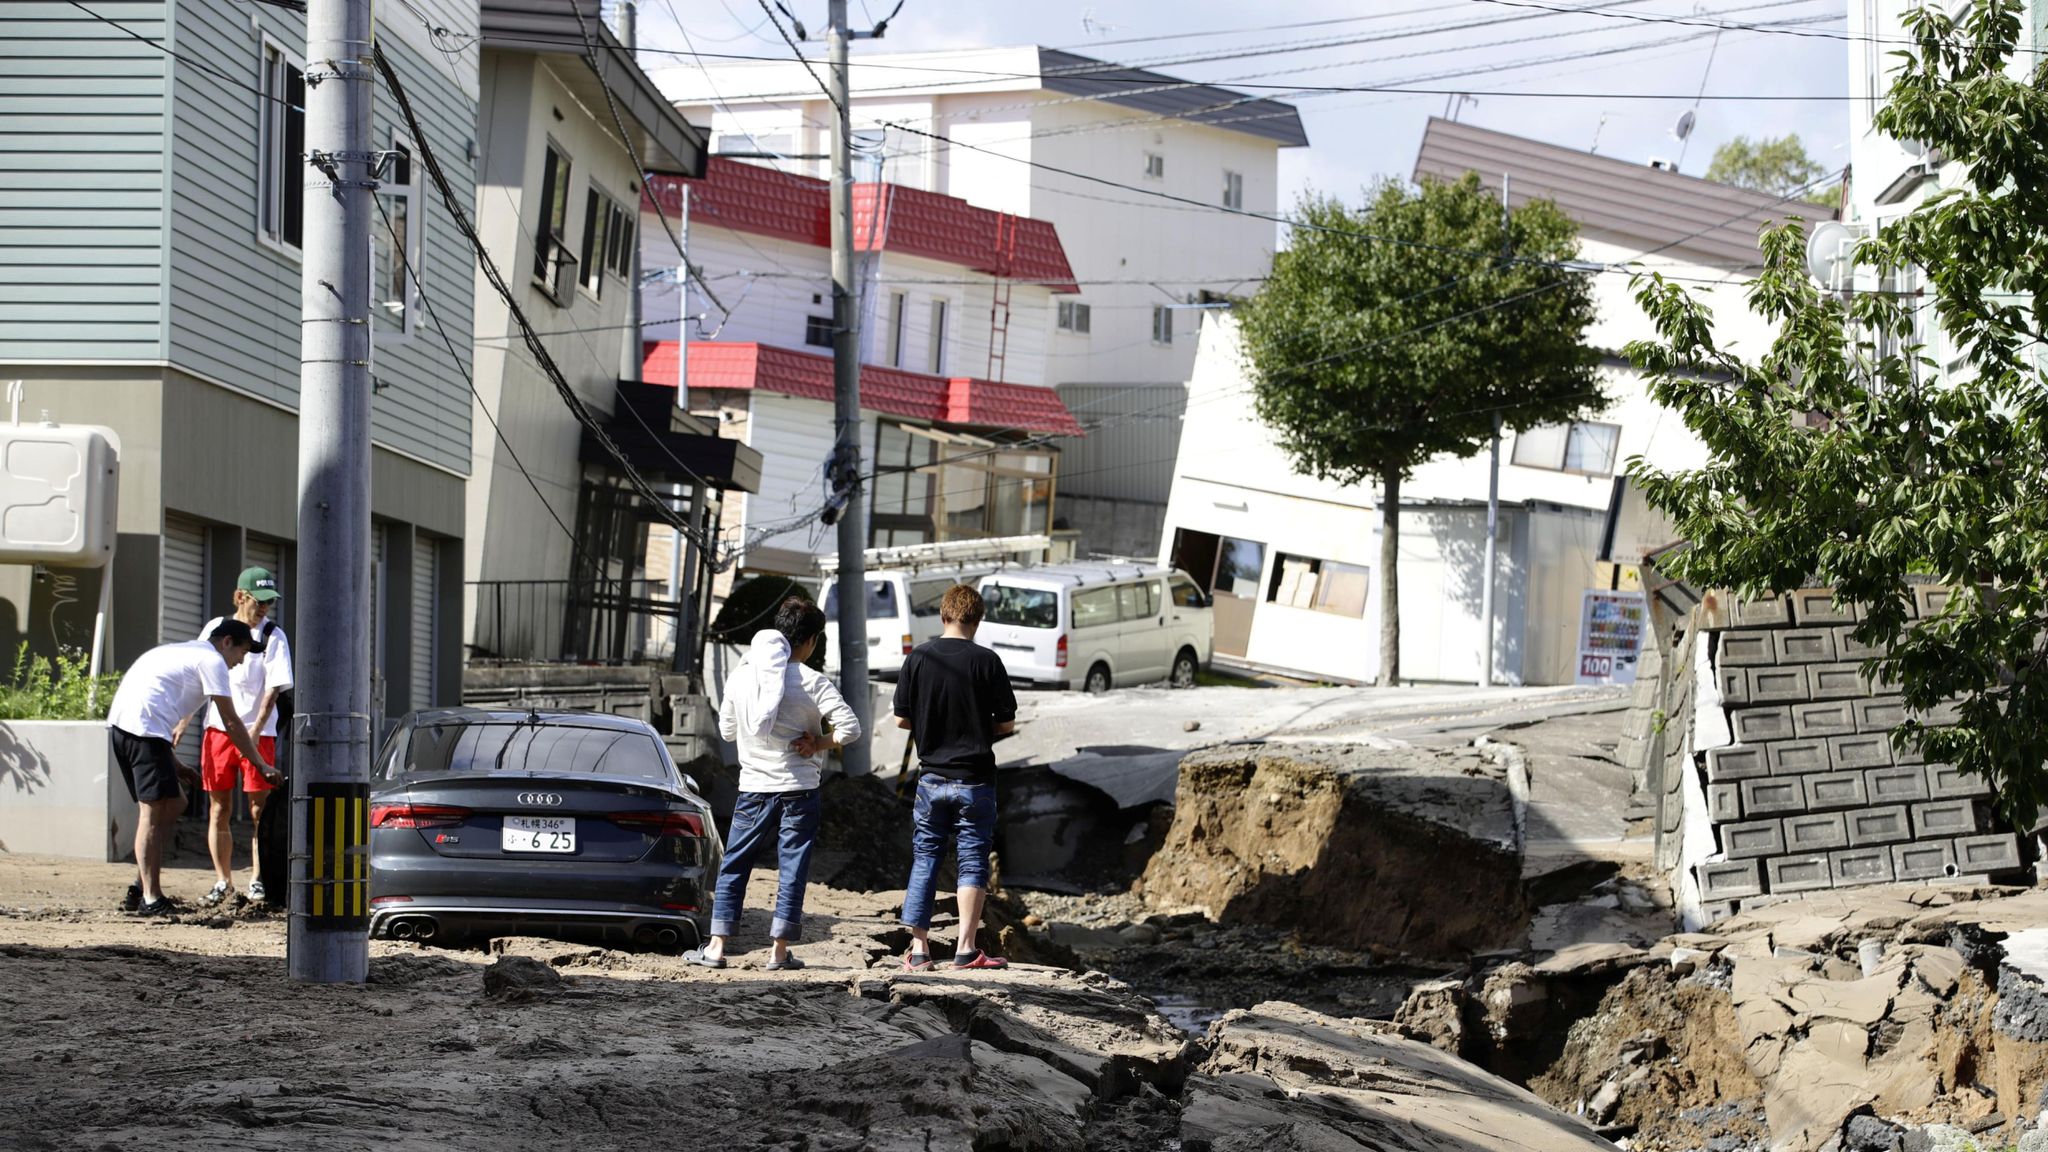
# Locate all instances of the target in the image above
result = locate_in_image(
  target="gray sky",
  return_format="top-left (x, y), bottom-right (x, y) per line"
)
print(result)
top-left (633, 0), bottom-right (1852, 210)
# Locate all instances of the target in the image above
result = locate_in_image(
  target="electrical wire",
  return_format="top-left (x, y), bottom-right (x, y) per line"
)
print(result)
top-left (66, 0), bottom-right (301, 109)
top-left (1473, 0), bottom-right (2046, 53)
top-left (754, 0), bottom-right (843, 113)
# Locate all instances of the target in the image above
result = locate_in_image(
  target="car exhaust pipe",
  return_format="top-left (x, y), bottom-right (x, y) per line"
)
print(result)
top-left (391, 919), bottom-right (416, 940)
top-left (634, 926), bottom-right (658, 947)
top-left (413, 917), bottom-right (439, 941)
top-left (654, 927), bottom-right (680, 949)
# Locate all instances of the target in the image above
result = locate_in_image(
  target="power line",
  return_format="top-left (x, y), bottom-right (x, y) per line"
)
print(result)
top-left (66, 0), bottom-right (301, 108)
top-left (1472, 0), bottom-right (2047, 54)
top-left (753, 0), bottom-right (842, 111)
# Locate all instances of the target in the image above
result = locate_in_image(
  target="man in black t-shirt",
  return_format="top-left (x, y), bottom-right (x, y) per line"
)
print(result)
top-left (893, 584), bottom-right (1018, 970)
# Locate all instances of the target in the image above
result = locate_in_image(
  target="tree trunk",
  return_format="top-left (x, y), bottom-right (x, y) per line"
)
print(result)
top-left (1379, 467), bottom-right (1401, 688)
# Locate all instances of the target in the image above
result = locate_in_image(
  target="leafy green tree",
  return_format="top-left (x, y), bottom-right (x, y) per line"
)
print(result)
top-left (1239, 176), bottom-right (1602, 685)
top-left (1704, 134), bottom-right (1829, 199)
top-left (1628, 1), bottom-right (2048, 821)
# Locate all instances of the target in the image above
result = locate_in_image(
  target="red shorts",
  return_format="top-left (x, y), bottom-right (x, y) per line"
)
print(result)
top-left (201, 729), bottom-right (277, 794)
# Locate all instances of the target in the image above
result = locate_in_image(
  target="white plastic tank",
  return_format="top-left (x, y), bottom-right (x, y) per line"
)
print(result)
top-left (0, 415), bottom-right (119, 567)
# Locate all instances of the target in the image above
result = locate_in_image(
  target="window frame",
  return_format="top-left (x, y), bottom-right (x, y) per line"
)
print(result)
top-left (805, 314), bottom-right (835, 348)
top-left (1056, 300), bottom-right (1091, 334)
top-left (1143, 151), bottom-right (1165, 179)
top-left (256, 34), bottom-right (307, 258)
top-left (1511, 420), bottom-right (1623, 476)
top-left (928, 299), bottom-right (948, 374)
top-left (1223, 170), bottom-right (1244, 210)
top-left (371, 131), bottom-right (422, 342)
top-left (532, 139), bottom-right (576, 303)
top-left (1072, 585), bottom-right (1119, 631)
top-left (887, 292), bottom-right (907, 366)
top-left (1151, 304), bottom-right (1174, 345)
top-left (1265, 553), bottom-right (1368, 618)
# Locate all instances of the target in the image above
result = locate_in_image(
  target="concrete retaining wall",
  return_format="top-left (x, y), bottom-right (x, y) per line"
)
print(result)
top-left (0, 721), bottom-right (127, 861)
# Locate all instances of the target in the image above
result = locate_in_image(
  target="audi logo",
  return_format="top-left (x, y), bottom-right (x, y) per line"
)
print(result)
top-left (517, 792), bottom-right (564, 806)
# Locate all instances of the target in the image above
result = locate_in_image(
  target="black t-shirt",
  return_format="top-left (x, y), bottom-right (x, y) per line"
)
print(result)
top-left (894, 637), bottom-right (1018, 786)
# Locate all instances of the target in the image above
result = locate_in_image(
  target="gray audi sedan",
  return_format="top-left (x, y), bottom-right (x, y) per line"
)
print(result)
top-left (368, 708), bottom-right (720, 950)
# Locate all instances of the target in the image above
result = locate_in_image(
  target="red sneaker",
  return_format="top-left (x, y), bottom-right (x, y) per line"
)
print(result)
top-left (950, 949), bottom-right (1007, 970)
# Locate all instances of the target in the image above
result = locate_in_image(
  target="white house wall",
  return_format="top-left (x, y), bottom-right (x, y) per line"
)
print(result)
top-left (736, 392), bottom-right (879, 571)
top-left (642, 222), bottom-right (830, 347)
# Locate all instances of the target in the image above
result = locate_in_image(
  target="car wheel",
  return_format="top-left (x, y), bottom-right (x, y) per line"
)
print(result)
top-left (1170, 649), bottom-right (1198, 689)
top-left (1085, 663), bottom-right (1112, 695)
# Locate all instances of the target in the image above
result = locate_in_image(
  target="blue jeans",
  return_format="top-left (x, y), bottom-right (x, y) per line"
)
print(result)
top-left (902, 774), bottom-right (997, 931)
top-left (711, 789), bottom-right (820, 940)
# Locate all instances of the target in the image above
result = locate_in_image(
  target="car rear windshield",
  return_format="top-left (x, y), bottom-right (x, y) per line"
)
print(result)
top-left (823, 579), bottom-right (898, 621)
top-left (983, 584), bottom-right (1058, 629)
top-left (380, 722), bottom-right (673, 783)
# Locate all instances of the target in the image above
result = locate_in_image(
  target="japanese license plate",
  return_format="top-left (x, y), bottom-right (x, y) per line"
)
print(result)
top-left (502, 816), bottom-right (576, 854)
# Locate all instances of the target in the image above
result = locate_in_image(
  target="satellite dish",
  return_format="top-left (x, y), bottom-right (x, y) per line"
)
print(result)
top-left (1806, 220), bottom-right (1858, 290)
top-left (1899, 137), bottom-right (1928, 159)
top-left (1673, 109), bottom-right (1697, 142)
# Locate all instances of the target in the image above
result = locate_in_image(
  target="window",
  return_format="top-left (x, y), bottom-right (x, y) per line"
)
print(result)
top-left (1117, 581), bottom-right (1158, 623)
top-left (1512, 421), bottom-right (1622, 475)
top-left (909, 579), bottom-right (958, 618)
top-left (928, 299), bottom-right (948, 373)
top-left (1057, 300), bottom-right (1091, 334)
top-left (716, 131), bottom-right (793, 158)
top-left (1151, 304), bottom-right (1174, 345)
top-left (1143, 151), bottom-right (1164, 179)
top-left (823, 579), bottom-right (898, 621)
top-left (1214, 537), bottom-right (1266, 598)
top-left (258, 40), bottom-right (306, 251)
top-left (887, 292), bottom-right (907, 366)
top-left (578, 188), bottom-right (613, 297)
top-left (1170, 577), bottom-right (1207, 609)
top-left (805, 314), bottom-right (835, 348)
top-left (984, 584), bottom-right (1058, 629)
top-left (1223, 170), bottom-right (1243, 210)
top-left (533, 143), bottom-right (575, 300)
top-left (383, 721), bottom-right (673, 783)
top-left (605, 199), bottom-right (634, 278)
top-left (1073, 586), bottom-right (1119, 630)
top-left (1267, 554), bottom-right (1369, 618)
top-left (371, 135), bottom-right (421, 339)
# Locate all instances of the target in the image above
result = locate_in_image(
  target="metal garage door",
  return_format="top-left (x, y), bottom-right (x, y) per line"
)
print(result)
top-left (411, 534), bottom-right (437, 711)
top-left (160, 514), bottom-right (207, 764)
top-left (371, 523), bottom-right (387, 725)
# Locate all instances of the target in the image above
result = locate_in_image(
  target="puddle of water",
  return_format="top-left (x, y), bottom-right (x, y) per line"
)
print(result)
top-left (1149, 993), bottom-right (1227, 1035)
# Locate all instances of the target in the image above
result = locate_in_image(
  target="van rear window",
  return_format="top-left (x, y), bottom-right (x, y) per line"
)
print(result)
top-left (824, 580), bottom-right (898, 621)
top-left (983, 585), bottom-right (1058, 629)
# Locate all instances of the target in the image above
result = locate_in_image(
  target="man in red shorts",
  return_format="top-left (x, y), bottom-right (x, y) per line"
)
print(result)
top-left (175, 567), bottom-right (292, 907)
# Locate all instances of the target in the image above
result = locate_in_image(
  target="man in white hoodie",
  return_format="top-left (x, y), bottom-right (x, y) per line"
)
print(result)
top-left (689, 597), bottom-right (861, 970)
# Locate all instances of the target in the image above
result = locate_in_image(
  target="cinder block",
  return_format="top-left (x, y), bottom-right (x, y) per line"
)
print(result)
top-left (1698, 858), bottom-right (1764, 901)
top-left (1741, 777), bottom-right (1807, 817)
top-left (1829, 847), bottom-right (1895, 887)
top-left (1803, 771), bottom-right (1870, 812)
top-left (1807, 664), bottom-right (1869, 701)
top-left (1792, 700), bottom-right (1859, 740)
top-left (1912, 799), bottom-right (1980, 839)
top-left (1835, 625), bottom-right (1886, 660)
top-left (1766, 854), bottom-right (1833, 893)
top-left (1913, 584), bottom-right (1955, 618)
top-left (1843, 804), bottom-right (1912, 846)
top-left (1718, 632), bottom-right (1776, 667)
top-left (1748, 666), bottom-right (1811, 704)
top-left (1954, 833), bottom-right (2022, 874)
top-left (1700, 901), bottom-right (1737, 924)
top-left (1866, 765), bottom-right (1931, 804)
top-left (1783, 812), bottom-right (1849, 853)
top-left (1721, 819), bottom-right (1787, 859)
top-left (1732, 706), bottom-right (1797, 743)
top-left (1893, 735), bottom-right (1927, 766)
top-left (1854, 697), bottom-right (1910, 733)
top-left (1733, 596), bottom-right (1792, 628)
top-left (1716, 666), bottom-right (1750, 706)
top-left (1790, 589), bottom-right (1858, 626)
top-left (1912, 699), bottom-right (1964, 727)
top-left (1777, 629), bottom-right (1841, 665)
top-left (1828, 733), bottom-right (1893, 771)
top-left (1707, 782), bottom-right (1743, 823)
top-left (1706, 745), bottom-right (1770, 782)
top-left (1767, 740), bottom-right (1833, 776)
top-left (1925, 763), bottom-right (1992, 799)
top-left (1892, 839), bottom-right (1958, 881)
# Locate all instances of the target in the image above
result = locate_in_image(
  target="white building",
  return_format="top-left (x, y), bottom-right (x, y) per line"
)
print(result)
top-left (1160, 119), bottom-right (1832, 686)
top-left (639, 158), bottom-right (1084, 578)
top-left (649, 46), bottom-right (1307, 550)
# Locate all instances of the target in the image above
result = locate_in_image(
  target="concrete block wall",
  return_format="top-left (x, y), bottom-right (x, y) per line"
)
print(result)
top-left (1687, 588), bottom-right (2022, 909)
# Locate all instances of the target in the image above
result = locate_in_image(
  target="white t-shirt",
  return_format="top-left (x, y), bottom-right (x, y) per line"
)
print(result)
top-left (106, 640), bottom-right (233, 742)
top-left (716, 657), bottom-right (862, 793)
top-left (198, 617), bottom-right (294, 738)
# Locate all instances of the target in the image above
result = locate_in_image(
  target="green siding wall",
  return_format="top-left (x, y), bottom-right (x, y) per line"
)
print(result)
top-left (0, 3), bottom-right (169, 359)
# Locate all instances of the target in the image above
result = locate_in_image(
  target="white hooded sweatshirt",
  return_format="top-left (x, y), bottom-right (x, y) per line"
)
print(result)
top-left (717, 630), bottom-right (863, 793)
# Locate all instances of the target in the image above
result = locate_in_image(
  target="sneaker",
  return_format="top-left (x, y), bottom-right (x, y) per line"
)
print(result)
top-left (199, 881), bottom-right (232, 908)
top-left (120, 883), bottom-right (141, 913)
top-left (247, 879), bottom-right (267, 903)
top-left (134, 898), bottom-right (174, 918)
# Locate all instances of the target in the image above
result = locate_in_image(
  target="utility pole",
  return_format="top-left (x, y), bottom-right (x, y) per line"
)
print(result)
top-left (292, 0), bottom-right (375, 983)
top-left (825, 0), bottom-right (872, 775)
top-left (1481, 174), bottom-right (1508, 689)
top-left (619, 1), bottom-right (642, 386)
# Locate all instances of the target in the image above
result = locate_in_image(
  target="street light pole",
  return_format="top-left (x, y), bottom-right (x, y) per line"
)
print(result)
top-left (292, 0), bottom-right (376, 982)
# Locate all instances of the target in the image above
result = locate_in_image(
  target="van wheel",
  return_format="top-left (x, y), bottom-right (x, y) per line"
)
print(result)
top-left (1170, 649), bottom-right (1199, 689)
top-left (1084, 663), bottom-right (1112, 695)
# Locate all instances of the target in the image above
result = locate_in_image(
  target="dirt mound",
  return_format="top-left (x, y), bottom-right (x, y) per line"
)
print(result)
top-left (811, 772), bottom-right (917, 892)
top-left (482, 954), bottom-right (564, 1002)
top-left (1137, 743), bottom-right (1527, 959)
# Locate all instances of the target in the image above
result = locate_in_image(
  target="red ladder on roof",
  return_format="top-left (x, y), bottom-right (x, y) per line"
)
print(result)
top-left (985, 212), bottom-right (1019, 383)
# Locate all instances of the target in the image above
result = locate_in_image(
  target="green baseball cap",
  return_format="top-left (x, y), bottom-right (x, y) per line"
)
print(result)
top-left (238, 566), bottom-right (282, 602)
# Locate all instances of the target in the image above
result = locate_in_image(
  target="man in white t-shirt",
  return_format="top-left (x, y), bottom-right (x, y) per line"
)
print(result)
top-left (175, 566), bottom-right (293, 907)
top-left (105, 618), bottom-right (272, 916)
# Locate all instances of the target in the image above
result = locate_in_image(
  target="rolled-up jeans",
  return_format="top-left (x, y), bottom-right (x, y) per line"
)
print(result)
top-left (902, 773), bottom-right (997, 931)
top-left (710, 788), bottom-right (820, 940)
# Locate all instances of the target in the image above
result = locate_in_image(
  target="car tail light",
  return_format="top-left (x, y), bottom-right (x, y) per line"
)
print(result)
top-left (660, 901), bottom-right (700, 912)
top-left (610, 811), bottom-right (707, 837)
top-left (1056, 634), bottom-right (1068, 669)
top-left (370, 802), bottom-right (469, 829)
top-left (901, 634), bottom-right (913, 656)
top-left (370, 895), bottom-right (412, 906)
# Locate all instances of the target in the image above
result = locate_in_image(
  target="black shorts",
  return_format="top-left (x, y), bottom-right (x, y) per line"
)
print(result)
top-left (110, 728), bottom-right (183, 803)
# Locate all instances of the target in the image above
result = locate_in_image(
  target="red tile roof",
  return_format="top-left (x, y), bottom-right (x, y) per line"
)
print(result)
top-left (643, 340), bottom-right (1083, 437)
top-left (646, 159), bottom-right (1078, 292)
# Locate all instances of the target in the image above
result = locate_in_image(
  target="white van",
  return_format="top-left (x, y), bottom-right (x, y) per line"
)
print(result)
top-left (819, 565), bottom-right (992, 679)
top-left (975, 563), bottom-right (1213, 692)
